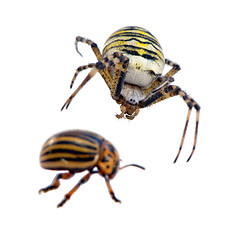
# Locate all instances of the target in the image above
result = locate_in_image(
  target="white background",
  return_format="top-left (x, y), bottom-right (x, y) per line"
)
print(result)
top-left (1, 0), bottom-right (240, 239)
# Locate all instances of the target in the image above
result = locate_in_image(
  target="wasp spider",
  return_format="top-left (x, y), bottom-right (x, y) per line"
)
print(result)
top-left (62, 26), bottom-right (200, 163)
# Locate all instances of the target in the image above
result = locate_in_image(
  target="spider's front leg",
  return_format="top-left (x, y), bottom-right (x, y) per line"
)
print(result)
top-left (107, 52), bottom-right (129, 99)
top-left (75, 36), bottom-right (102, 61)
top-left (71, 36), bottom-right (113, 90)
top-left (70, 63), bottom-right (96, 88)
top-left (61, 52), bottom-right (129, 110)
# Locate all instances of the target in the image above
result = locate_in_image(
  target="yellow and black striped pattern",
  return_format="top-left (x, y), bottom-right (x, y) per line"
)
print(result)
top-left (40, 130), bottom-right (103, 172)
top-left (103, 26), bottom-right (165, 65)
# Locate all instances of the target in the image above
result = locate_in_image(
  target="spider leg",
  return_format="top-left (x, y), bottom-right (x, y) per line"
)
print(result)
top-left (70, 63), bottom-right (96, 88)
top-left (109, 53), bottom-right (129, 99)
top-left (75, 36), bottom-right (113, 89)
top-left (61, 53), bottom-right (129, 110)
top-left (139, 85), bottom-right (200, 163)
top-left (75, 36), bottom-right (102, 61)
top-left (61, 67), bottom-right (99, 110)
top-left (141, 58), bottom-right (179, 97)
top-left (142, 75), bottom-right (174, 96)
top-left (164, 59), bottom-right (181, 77)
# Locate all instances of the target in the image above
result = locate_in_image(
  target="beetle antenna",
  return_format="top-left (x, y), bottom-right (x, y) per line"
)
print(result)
top-left (119, 164), bottom-right (145, 170)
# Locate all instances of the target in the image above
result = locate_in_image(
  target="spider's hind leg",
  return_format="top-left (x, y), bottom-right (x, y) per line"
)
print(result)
top-left (139, 85), bottom-right (200, 163)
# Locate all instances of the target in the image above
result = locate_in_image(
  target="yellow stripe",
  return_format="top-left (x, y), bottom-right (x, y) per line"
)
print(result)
top-left (40, 155), bottom-right (99, 170)
top-left (41, 143), bottom-right (98, 156)
top-left (103, 26), bottom-right (164, 62)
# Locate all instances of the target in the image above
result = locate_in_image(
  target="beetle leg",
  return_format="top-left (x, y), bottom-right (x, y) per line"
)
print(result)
top-left (57, 171), bottom-right (97, 208)
top-left (39, 172), bottom-right (75, 194)
top-left (139, 85), bottom-right (200, 163)
top-left (104, 176), bottom-right (121, 203)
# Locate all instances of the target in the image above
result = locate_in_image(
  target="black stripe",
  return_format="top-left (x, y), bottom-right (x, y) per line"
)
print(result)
top-left (123, 49), bottom-right (157, 61)
top-left (105, 37), bottom-right (162, 53)
top-left (105, 44), bottom-right (161, 61)
top-left (42, 156), bottom-right (96, 163)
top-left (107, 144), bottom-right (116, 155)
top-left (78, 132), bottom-right (103, 145)
top-left (115, 71), bottom-right (126, 97)
top-left (120, 26), bottom-right (156, 38)
top-left (42, 140), bottom-right (97, 151)
top-left (54, 130), bottom-right (103, 145)
top-left (41, 148), bottom-right (97, 157)
top-left (107, 32), bottom-right (161, 48)
top-left (59, 133), bottom-right (98, 144)
top-left (42, 166), bottom-right (88, 172)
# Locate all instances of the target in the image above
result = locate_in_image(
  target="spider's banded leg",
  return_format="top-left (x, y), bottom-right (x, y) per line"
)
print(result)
top-left (61, 53), bottom-right (129, 110)
top-left (142, 59), bottom-right (179, 96)
top-left (75, 36), bottom-right (102, 61)
top-left (109, 53), bottom-right (129, 99)
top-left (39, 172), bottom-right (75, 194)
top-left (104, 175), bottom-right (121, 203)
top-left (142, 76), bottom-right (174, 96)
top-left (71, 63), bottom-right (95, 88)
top-left (75, 36), bottom-right (113, 89)
top-left (61, 67), bottom-right (99, 110)
top-left (164, 59), bottom-right (181, 77)
top-left (57, 171), bottom-right (97, 208)
top-left (180, 92), bottom-right (200, 163)
top-left (139, 85), bottom-right (200, 163)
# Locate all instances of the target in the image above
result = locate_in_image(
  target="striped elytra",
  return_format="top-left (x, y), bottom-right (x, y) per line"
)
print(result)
top-left (61, 26), bottom-right (200, 163)
top-left (40, 130), bottom-right (104, 172)
top-left (39, 130), bottom-right (144, 207)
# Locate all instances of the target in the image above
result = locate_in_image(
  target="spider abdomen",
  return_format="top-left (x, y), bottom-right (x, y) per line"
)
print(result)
top-left (103, 26), bottom-right (165, 88)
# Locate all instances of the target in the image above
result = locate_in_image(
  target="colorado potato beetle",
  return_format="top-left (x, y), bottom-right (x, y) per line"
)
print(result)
top-left (39, 130), bottom-right (144, 207)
